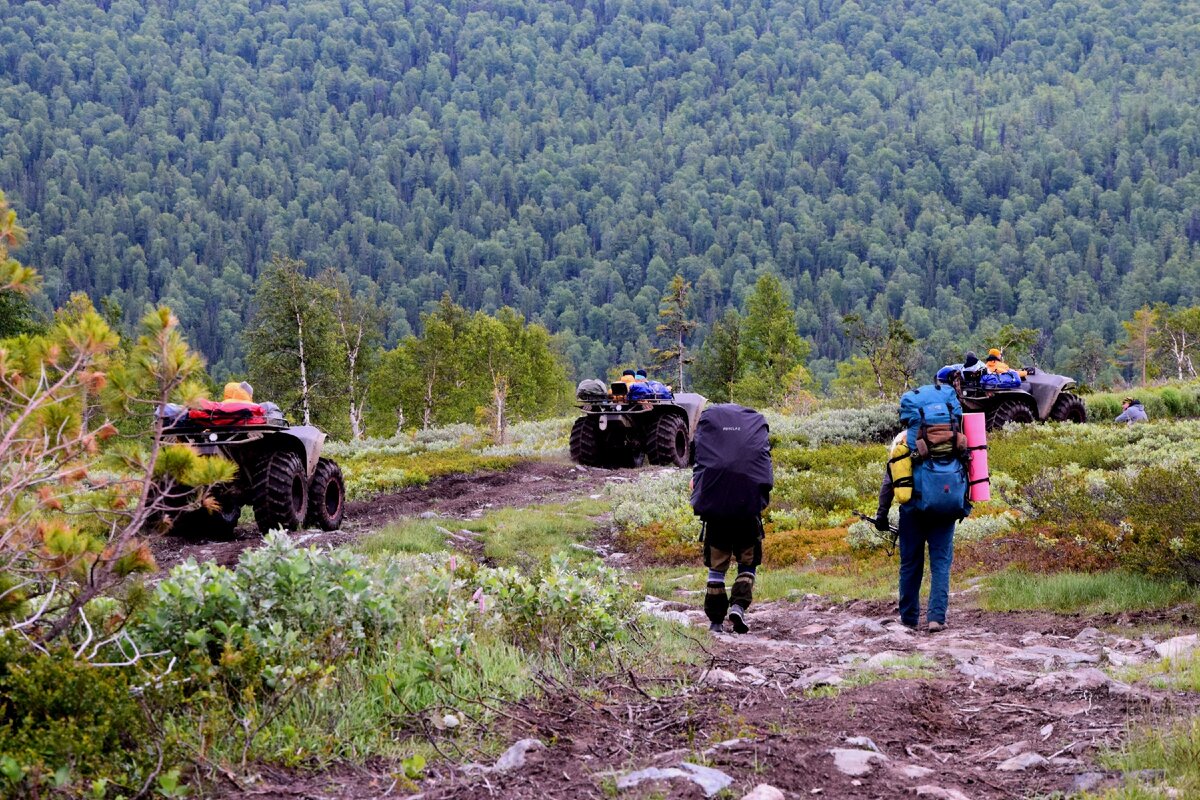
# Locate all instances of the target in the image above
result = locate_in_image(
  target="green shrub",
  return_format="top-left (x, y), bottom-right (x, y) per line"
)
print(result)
top-left (0, 637), bottom-right (159, 795)
top-left (1086, 382), bottom-right (1200, 421)
top-left (137, 533), bottom-right (404, 690)
top-left (1118, 464), bottom-right (1200, 583)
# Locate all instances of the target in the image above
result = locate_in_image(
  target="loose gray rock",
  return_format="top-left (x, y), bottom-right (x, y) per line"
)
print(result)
top-left (836, 618), bottom-right (888, 634)
top-left (1154, 634), bottom-right (1199, 660)
top-left (997, 751), bottom-right (1049, 772)
top-left (956, 662), bottom-right (1032, 686)
top-left (493, 738), bottom-right (546, 772)
top-left (1070, 772), bottom-right (1111, 793)
top-left (791, 669), bottom-right (844, 690)
top-left (915, 786), bottom-right (972, 800)
top-left (1104, 647), bottom-right (1144, 667)
top-left (829, 748), bottom-right (888, 776)
top-left (739, 666), bottom-right (768, 684)
top-left (894, 764), bottom-right (936, 779)
top-left (616, 763), bottom-right (733, 797)
top-left (844, 736), bottom-right (881, 753)
top-left (741, 785), bottom-right (785, 800)
top-left (863, 650), bottom-right (906, 670)
top-left (1029, 667), bottom-right (1133, 696)
top-left (1010, 645), bottom-right (1100, 667)
top-left (701, 668), bottom-right (741, 685)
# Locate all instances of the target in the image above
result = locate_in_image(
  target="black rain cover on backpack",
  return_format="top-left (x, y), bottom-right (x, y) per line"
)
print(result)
top-left (690, 404), bottom-right (773, 520)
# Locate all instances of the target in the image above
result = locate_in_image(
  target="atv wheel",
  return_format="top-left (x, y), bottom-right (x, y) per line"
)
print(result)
top-left (649, 414), bottom-right (689, 467)
top-left (569, 417), bottom-right (604, 466)
top-left (988, 399), bottom-right (1036, 430)
top-left (306, 458), bottom-right (346, 531)
top-left (252, 450), bottom-right (308, 533)
top-left (1049, 393), bottom-right (1087, 423)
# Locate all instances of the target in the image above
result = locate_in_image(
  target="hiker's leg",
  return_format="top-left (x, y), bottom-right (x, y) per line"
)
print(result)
top-left (729, 537), bottom-right (758, 614)
top-left (925, 516), bottom-right (956, 625)
top-left (897, 506), bottom-right (924, 627)
top-left (704, 545), bottom-right (732, 626)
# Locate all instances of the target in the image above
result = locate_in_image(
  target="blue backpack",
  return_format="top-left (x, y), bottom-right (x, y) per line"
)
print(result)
top-left (979, 370), bottom-right (1022, 389)
top-left (628, 381), bottom-right (673, 401)
top-left (898, 384), bottom-right (972, 517)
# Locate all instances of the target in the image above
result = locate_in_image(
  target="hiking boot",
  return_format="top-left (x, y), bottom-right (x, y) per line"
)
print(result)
top-left (728, 605), bottom-right (749, 634)
top-left (709, 622), bottom-right (724, 633)
top-left (927, 621), bottom-right (946, 633)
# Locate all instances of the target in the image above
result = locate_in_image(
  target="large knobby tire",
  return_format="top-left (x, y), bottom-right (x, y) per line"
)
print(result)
top-left (306, 457), bottom-right (346, 531)
top-left (168, 500), bottom-right (239, 540)
top-left (987, 398), bottom-right (1036, 430)
top-left (569, 416), bottom-right (604, 466)
top-left (648, 413), bottom-right (690, 468)
top-left (252, 450), bottom-right (308, 534)
top-left (1049, 393), bottom-right (1088, 423)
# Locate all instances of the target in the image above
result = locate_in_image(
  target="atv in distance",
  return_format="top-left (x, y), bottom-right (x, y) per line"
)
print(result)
top-left (952, 367), bottom-right (1087, 430)
top-left (159, 410), bottom-right (346, 539)
top-left (569, 382), bottom-right (706, 468)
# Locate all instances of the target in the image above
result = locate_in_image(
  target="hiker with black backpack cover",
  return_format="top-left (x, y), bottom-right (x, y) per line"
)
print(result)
top-left (690, 404), bottom-right (773, 634)
top-left (875, 383), bottom-right (973, 633)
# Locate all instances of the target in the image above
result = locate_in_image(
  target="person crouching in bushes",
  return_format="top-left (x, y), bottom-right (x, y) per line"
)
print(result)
top-left (1116, 397), bottom-right (1149, 424)
top-left (690, 404), bottom-right (773, 634)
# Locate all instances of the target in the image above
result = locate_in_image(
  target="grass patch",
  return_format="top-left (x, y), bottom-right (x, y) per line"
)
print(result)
top-left (1093, 718), bottom-right (1200, 798)
top-left (634, 555), bottom-right (897, 604)
top-left (1115, 650), bottom-right (1200, 693)
top-left (355, 519), bottom-right (448, 555)
top-left (805, 654), bottom-right (939, 698)
top-left (981, 570), bottom-right (1199, 614)
top-left (471, 499), bottom-right (608, 568)
top-left (356, 498), bottom-right (610, 566)
top-left (339, 450), bottom-right (520, 499)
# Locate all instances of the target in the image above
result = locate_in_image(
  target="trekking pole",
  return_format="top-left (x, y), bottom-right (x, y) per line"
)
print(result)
top-left (853, 511), bottom-right (899, 557)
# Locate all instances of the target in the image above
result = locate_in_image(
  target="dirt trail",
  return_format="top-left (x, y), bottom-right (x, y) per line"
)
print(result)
top-left (152, 459), bottom-right (623, 571)
top-left (401, 593), bottom-right (1199, 800)
top-left (164, 458), bottom-right (1200, 799)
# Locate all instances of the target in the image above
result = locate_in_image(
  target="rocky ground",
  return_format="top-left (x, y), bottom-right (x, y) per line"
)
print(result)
top-left (171, 459), bottom-right (1200, 799)
top-left (393, 595), bottom-right (1199, 800)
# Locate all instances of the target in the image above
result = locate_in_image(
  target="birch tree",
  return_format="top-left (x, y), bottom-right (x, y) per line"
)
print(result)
top-left (1155, 304), bottom-right (1200, 380)
top-left (320, 270), bottom-right (384, 439)
top-left (246, 257), bottom-right (342, 427)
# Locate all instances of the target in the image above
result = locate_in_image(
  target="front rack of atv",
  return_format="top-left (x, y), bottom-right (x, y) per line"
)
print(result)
top-left (162, 420), bottom-right (290, 446)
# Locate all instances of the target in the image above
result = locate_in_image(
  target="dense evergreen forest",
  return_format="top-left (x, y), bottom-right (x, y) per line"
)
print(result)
top-left (2, 0), bottom-right (1199, 384)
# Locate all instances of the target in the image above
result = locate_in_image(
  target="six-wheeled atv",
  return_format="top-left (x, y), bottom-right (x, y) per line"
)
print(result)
top-left (569, 382), bottom-right (706, 468)
top-left (160, 416), bottom-right (346, 539)
top-left (952, 367), bottom-right (1087, 430)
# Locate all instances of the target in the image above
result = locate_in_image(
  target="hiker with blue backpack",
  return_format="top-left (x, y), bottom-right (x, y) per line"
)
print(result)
top-left (691, 404), bottom-right (774, 634)
top-left (874, 384), bottom-right (973, 633)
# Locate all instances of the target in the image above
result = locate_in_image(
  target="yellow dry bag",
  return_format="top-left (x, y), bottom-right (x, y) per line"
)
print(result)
top-left (887, 433), bottom-right (913, 504)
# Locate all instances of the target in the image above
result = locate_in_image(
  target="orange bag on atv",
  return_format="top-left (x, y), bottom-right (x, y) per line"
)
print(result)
top-left (187, 400), bottom-right (267, 426)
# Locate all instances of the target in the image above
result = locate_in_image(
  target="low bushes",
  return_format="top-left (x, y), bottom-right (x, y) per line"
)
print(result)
top-left (2, 534), bottom-right (644, 794)
top-left (0, 638), bottom-right (158, 797)
top-left (1086, 382), bottom-right (1200, 421)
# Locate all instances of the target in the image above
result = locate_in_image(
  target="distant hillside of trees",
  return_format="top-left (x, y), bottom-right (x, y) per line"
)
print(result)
top-left (3, 0), bottom-right (1199, 384)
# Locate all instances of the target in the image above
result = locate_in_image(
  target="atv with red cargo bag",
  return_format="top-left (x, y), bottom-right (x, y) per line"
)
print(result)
top-left (157, 401), bottom-right (346, 539)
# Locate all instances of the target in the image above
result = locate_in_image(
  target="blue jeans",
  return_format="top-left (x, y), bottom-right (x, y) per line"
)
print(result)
top-left (897, 506), bottom-right (957, 626)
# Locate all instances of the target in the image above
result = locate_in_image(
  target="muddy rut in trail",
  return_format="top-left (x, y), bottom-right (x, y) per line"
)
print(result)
top-left (151, 459), bottom-right (623, 571)
top-left (400, 595), bottom-right (1200, 800)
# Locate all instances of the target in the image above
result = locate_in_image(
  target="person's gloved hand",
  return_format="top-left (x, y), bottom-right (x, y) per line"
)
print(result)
top-left (875, 515), bottom-right (891, 532)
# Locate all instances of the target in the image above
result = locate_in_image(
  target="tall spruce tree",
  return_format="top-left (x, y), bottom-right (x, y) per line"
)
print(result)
top-left (651, 274), bottom-right (698, 390)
